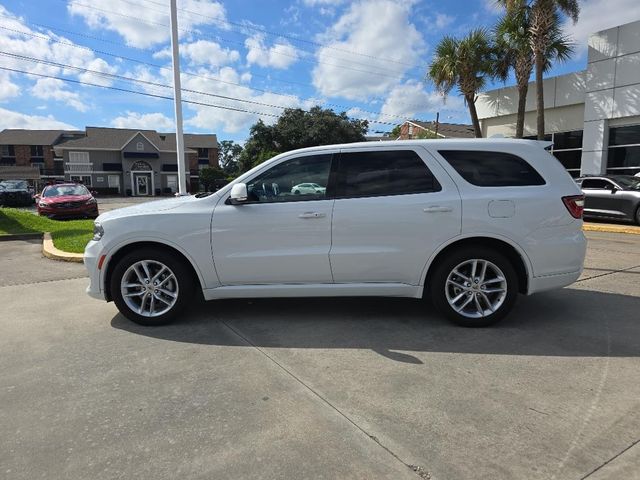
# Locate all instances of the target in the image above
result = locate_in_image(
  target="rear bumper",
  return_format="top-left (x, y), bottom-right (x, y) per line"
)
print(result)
top-left (84, 240), bottom-right (106, 301)
top-left (528, 269), bottom-right (582, 294)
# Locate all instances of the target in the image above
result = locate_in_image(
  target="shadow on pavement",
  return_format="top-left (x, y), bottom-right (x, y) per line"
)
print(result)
top-left (111, 287), bottom-right (640, 363)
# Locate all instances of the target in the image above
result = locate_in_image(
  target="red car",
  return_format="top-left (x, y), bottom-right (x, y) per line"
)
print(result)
top-left (37, 183), bottom-right (99, 219)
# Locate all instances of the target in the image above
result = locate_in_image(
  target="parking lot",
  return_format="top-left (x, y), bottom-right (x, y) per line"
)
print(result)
top-left (0, 231), bottom-right (638, 480)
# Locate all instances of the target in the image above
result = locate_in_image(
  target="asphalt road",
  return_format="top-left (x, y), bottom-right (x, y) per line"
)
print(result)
top-left (0, 232), bottom-right (638, 480)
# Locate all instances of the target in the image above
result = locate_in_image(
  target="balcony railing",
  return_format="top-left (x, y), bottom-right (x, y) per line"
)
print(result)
top-left (65, 162), bottom-right (93, 173)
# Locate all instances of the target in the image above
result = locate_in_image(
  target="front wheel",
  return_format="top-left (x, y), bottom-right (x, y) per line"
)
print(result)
top-left (635, 206), bottom-right (640, 226)
top-left (430, 247), bottom-right (518, 327)
top-left (111, 248), bottom-right (194, 326)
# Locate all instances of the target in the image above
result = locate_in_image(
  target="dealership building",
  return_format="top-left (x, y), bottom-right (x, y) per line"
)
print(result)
top-left (477, 19), bottom-right (640, 177)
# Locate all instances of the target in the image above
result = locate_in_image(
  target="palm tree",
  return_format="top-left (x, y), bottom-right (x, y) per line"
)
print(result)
top-left (499, 0), bottom-right (579, 139)
top-left (428, 29), bottom-right (494, 138)
top-left (494, 3), bottom-right (573, 138)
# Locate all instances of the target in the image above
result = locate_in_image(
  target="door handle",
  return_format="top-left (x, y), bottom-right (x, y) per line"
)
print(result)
top-left (423, 205), bottom-right (453, 213)
top-left (298, 212), bottom-right (326, 219)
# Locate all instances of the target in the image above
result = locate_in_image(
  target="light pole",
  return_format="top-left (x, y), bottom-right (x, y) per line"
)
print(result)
top-left (169, 0), bottom-right (187, 195)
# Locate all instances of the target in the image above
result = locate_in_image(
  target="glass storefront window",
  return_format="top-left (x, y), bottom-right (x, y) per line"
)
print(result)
top-left (607, 125), bottom-right (640, 175)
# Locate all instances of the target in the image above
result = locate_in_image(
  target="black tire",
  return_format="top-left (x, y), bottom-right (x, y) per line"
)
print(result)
top-left (635, 205), bottom-right (640, 226)
top-left (430, 246), bottom-right (519, 327)
top-left (110, 248), bottom-right (194, 326)
top-left (294, 190), bottom-right (300, 195)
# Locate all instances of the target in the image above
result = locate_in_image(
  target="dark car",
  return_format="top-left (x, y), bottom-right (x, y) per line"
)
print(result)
top-left (576, 175), bottom-right (640, 225)
top-left (36, 183), bottom-right (99, 219)
top-left (0, 180), bottom-right (34, 207)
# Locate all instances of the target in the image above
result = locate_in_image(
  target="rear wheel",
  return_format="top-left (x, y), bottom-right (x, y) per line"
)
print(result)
top-left (111, 249), bottom-right (194, 326)
top-left (430, 247), bottom-right (519, 327)
top-left (635, 206), bottom-right (640, 226)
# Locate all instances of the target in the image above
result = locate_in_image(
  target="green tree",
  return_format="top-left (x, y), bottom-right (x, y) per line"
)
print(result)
top-left (199, 166), bottom-right (225, 192)
top-left (499, 0), bottom-right (579, 139)
top-left (218, 140), bottom-right (243, 177)
top-left (390, 125), bottom-right (401, 138)
top-left (238, 106), bottom-right (368, 173)
top-left (428, 29), bottom-right (495, 138)
top-left (494, 2), bottom-right (573, 138)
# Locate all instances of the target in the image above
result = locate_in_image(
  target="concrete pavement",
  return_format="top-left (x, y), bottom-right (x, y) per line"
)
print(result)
top-left (0, 232), bottom-right (638, 479)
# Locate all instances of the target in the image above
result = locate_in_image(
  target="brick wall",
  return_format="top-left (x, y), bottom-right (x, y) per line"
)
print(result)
top-left (14, 145), bottom-right (30, 166)
top-left (44, 146), bottom-right (55, 169)
top-left (208, 147), bottom-right (219, 168)
top-left (187, 152), bottom-right (198, 170)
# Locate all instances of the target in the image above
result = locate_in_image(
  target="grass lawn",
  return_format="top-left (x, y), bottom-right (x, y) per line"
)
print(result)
top-left (0, 208), bottom-right (93, 254)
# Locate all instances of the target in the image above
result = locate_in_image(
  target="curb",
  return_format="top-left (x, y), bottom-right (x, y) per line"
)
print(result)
top-left (583, 223), bottom-right (640, 235)
top-left (0, 232), bottom-right (44, 242)
top-left (42, 232), bottom-right (84, 263)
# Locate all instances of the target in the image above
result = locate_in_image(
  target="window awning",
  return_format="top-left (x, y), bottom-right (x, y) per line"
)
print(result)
top-left (0, 166), bottom-right (41, 180)
top-left (123, 152), bottom-right (159, 159)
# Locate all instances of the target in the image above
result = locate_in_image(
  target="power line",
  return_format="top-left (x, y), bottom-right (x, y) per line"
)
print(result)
top-left (65, 0), bottom-right (408, 80)
top-left (134, 0), bottom-right (418, 69)
top-left (0, 65), bottom-right (281, 117)
top-left (0, 14), bottom-right (435, 117)
top-left (0, 23), bottom-right (430, 123)
top-left (0, 65), bottom-right (399, 129)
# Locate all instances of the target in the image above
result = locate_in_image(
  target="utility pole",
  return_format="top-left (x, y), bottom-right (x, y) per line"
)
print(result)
top-left (169, 0), bottom-right (187, 195)
top-left (434, 111), bottom-right (439, 138)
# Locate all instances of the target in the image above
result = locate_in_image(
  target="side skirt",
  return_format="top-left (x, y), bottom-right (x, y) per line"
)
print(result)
top-left (202, 283), bottom-right (423, 301)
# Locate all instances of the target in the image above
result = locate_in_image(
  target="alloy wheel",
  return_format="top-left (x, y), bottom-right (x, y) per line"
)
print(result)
top-left (445, 259), bottom-right (508, 319)
top-left (120, 260), bottom-right (179, 317)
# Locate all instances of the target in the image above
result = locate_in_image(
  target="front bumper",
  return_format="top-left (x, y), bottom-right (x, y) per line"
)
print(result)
top-left (84, 239), bottom-right (106, 301)
top-left (39, 204), bottom-right (99, 219)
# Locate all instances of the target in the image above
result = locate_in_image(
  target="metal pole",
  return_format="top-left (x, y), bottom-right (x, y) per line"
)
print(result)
top-left (434, 111), bottom-right (439, 138)
top-left (169, 0), bottom-right (187, 195)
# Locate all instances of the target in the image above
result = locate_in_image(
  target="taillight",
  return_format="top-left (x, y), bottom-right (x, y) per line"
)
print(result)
top-left (562, 195), bottom-right (584, 219)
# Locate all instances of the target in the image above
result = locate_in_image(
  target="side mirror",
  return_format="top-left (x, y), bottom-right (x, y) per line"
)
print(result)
top-left (610, 185), bottom-right (619, 194)
top-left (91, 190), bottom-right (98, 197)
top-left (34, 194), bottom-right (41, 200)
top-left (229, 183), bottom-right (248, 204)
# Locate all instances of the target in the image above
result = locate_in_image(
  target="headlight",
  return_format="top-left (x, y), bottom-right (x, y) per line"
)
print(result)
top-left (38, 201), bottom-right (47, 207)
top-left (86, 197), bottom-right (97, 205)
top-left (93, 221), bottom-right (104, 241)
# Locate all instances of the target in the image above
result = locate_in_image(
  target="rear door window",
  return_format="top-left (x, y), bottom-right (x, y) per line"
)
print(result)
top-left (336, 150), bottom-right (441, 198)
top-left (438, 150), bottom-right (546, 187)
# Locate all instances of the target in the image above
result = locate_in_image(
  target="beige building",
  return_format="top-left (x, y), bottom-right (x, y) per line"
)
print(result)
top-left (476, 19), bottom-right (640, 177)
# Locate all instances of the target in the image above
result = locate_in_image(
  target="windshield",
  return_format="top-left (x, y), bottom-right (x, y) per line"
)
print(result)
top-left (43, 185), bottom-right (90, 197)
top-left (612, 176), bottom-right (640, 191)
top-left (0, 180), bottom-right (28, 190)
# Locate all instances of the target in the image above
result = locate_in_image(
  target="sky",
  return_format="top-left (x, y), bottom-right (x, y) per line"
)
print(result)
top-left (0, 0), bottom-right (638, 144)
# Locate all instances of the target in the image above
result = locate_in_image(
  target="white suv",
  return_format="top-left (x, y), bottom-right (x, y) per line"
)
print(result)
top-left (84, 139), bottom-right (586, 327)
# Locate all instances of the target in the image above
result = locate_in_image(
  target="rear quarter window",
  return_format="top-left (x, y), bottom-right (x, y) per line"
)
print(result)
top-left (438, 150), bottom-right (546, 187)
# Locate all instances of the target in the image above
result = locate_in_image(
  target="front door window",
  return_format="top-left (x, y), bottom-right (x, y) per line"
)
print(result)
top-left (136, 175), bottom-right (149, 196)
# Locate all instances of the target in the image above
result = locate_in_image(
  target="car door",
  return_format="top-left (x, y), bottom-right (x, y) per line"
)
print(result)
top-left (329, 146), bottom-right (461, 285)
top-left (211, 152), bottom-right (335, 285)
top-left (581, 178), bottom-right (625, 217)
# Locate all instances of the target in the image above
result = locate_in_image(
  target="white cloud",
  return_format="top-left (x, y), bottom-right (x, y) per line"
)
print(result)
top-left (312, 0), bottom-right (425, 101)
top-left (245, 34), bottom-right (299, 69)
top-left (111, 111), bottom-right (175, 130)
top-left (564, 0), bottom-right (640, 57)
top-left (0, 5), bottom-right (119, 104)
top-left (67, 0), bottom-right (228, 49)
top-left (0, 72), bottom-right (20, 102)
top-left (0, 107), bottom-right (76, 129)
top-left (179, 66), bottom-right (313, 133)
top-left (181, 40), bottom-right (240, 66)
top-left (435, 13), bottom-right (455, 30)
top-left (78, 58), bottom-right (118, 86)
top-left (31, 78), bottom-right (88, 112)
top-left (379, 81), bottom-right (466, 122)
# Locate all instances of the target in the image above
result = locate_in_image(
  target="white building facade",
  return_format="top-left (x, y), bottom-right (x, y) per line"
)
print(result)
top-left (477, 19), bottom-right (640, 177)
